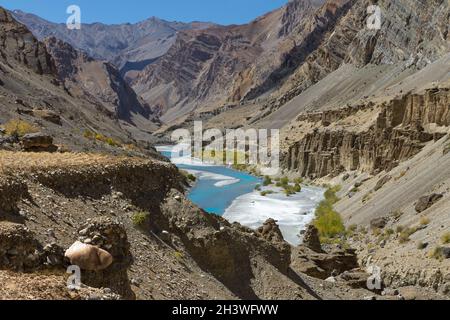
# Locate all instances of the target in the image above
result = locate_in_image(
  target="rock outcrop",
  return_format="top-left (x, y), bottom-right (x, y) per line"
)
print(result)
top-left (157, 190), bottom-right (292, 299)
top-left (0, 8), bottom-right (55, 75)
top-left (415, 194), bottom-right (444, 213)
top-left (301, 225), bottom-right (323, 253)
top-left (284, 88), bottom-right (450, 178)
top-left (291, 245), bottom-right (359, 280)
top-left (20, 132), bottom-right (57, 152)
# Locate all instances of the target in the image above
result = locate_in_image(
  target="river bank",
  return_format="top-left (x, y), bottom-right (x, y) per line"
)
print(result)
top-left (156, 145), bottom-right (324, 245)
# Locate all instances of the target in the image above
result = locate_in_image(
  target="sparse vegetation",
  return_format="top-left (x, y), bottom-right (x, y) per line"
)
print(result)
top-left (3, 119), bottom-right (39, 138)
top-left (260, 190), bottom-right (274, 197)
top-left (131, 211), bottom-right (149, 227)
top-left (262, 176), bottom-right (272, 186)
top-left (429, 247), bottom-right (445, 260)
top-left (180, 170), bottom-right (197, 183)
top-left (441, 232), bottom-right (450, 244)
top-left (313, 186), bottom-right (345, 241)
top-left (372, 228), bottom-right (382, 237)
top-left (392, 210), bottom-right (404, 220)
top-left (254, 184), bottom-right (261, 191)
top-left (293, 177), bottom-right (303, 184)
top-left (83, 129), bottom-right (122, 147)
top-left (420, 216), bottom-right (431, 226)
top-left (399, 227), bottom-right (419, 244)
top-left (350, 187), bottom-right (359, 193)
top-left (282, 183), bottom-right (302, 196)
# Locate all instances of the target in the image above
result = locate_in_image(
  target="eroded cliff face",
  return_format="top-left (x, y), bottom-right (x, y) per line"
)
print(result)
top-left (284, 87), bottom-right (450, 178)
top-left (0, 8), bottom-right (55, 75)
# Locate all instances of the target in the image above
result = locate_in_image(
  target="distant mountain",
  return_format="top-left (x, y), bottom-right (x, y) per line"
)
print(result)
top-left (12, 10), bottom-right (214, 80)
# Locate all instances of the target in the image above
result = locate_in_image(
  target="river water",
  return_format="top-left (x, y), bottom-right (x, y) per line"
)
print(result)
top-left (157, 146), bottom-right (324, 245)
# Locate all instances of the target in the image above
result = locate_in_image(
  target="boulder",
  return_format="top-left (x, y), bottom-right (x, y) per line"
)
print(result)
top-left (370, 217), bottom-right (388, 229)
top-left (415, 194), bottom-right (443, 213)
top-left (20, 132), bottom-right (57, 152)
top-left (302, 224), bottom-right (323, 253)
top-left (64, 241), bottom-right (113, 271)
top-left (74, 217), bottom-right (134, 299)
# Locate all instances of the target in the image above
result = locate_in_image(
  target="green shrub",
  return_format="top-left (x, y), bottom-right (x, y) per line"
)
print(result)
top-left (260, 190), bottom-right (274, 197)
top-left (254, 184), bottom-right (261, 191)
top-left (187, 174), bottom-right (197, 182)
top-left (313, 201), bottom-right (345, 240)
top-left (263, 176), bottom-right (272, 186)
top-left (3, 119), bottom-right (39, 137)
top-left (324, 185), bottom-right (341, 205)
top-left (312, 185), bottom-right (345, 241)
top-left (131, 211), bottom-right (149, 227)
top-left (280, 177), bottom-right (289, 186)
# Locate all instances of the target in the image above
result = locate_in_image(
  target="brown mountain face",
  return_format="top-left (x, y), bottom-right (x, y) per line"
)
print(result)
top-left (44, 37), bottom-right (160, 138)
top-left (133, 0), bottom-right (329, 122)
top-left (132, 0), bottom-right (449, 125)
top-left (0, 8), bottom-right (54, 75)
top-left (0, 8), bottom-right (160, 151)
top-left (12, 10), bottom-right (214, 81)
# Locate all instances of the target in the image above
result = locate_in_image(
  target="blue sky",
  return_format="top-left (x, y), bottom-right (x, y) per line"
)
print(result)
top-left (0, 0), bottom-right (288, 25)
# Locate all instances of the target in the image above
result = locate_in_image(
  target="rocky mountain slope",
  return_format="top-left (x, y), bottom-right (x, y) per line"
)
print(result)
top-left (44, 37), bottom-right (160, 141)
top-left (12, 10), bottom-right (214, 81)
top-left (133, 0), bottom-right (330, 121)
top-left (0, 7), bottom-right (161, 150)
top-left (132, 0), bottom-right (449, 126)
